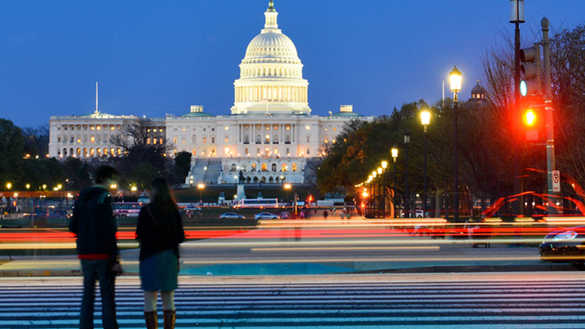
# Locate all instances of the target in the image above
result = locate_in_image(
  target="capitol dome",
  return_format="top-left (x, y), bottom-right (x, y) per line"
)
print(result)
top-left (231, 0), bottom-right (310, 115)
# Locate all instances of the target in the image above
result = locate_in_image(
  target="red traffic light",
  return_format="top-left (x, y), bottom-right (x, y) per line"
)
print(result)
top-left (523, 109), bottom-right (537, 126)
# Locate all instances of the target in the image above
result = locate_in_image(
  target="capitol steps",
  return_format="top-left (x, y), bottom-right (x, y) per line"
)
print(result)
top-left (187, 158), bottom-right (209, 185)
top-left (2, 280), bottom-right (585, 328)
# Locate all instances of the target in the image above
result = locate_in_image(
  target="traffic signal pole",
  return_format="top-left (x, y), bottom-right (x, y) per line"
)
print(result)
top-left (541, 18), bottom-right (557, 215)
top-left (513, 5), bottom-right (524, 217)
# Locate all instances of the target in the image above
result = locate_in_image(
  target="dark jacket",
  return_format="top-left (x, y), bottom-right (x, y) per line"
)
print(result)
top-left (136, 203), bottom-right (185, 261)
top-left (69, 186), bottom-right (119, 259)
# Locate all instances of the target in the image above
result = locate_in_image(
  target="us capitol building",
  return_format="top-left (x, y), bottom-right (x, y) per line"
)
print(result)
top-left (48, 1), bottom-right (374, 185)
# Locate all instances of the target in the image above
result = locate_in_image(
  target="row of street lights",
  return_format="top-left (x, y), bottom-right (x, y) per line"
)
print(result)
top-left (355, 66), bottom-right (462, 220)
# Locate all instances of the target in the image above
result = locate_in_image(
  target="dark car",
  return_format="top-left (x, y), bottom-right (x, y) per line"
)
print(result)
top-left (539, 226), bottom-right (585, 270)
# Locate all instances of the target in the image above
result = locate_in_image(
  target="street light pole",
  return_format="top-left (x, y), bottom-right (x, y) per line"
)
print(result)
top-left (381, 161), bottom-right (388, 219)
top-left (421, 110), bottom-right (430, 218)
top-left (377, 167), bottom-right (383, 218)
top-left (372, 171), bottom-right (377, 218)
top-left (450, 66), bottom-right (462, 222)
top-left (404, 131), bottom-right (411, 218)
top-left (391, 147), bottom-right (398, 218)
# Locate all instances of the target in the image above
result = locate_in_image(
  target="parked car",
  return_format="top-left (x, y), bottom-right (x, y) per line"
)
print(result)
top-left (255, 212), bottom-right (280, 220)
top-left (184, 206), bottom-right (202, 212)
top-left (219, 212), bottom-right (245, 219)
top-left (539, 226), bottom-right (585, 270)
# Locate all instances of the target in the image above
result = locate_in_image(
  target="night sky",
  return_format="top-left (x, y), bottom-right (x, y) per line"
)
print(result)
top-left (1, 0), bottom-right (584, 127)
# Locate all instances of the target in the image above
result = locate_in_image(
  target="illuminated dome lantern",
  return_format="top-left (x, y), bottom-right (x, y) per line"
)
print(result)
top-left (231, 0), bottom-right (311, 115)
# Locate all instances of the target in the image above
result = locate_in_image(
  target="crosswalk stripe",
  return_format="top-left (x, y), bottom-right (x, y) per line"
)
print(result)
top-left (1, 280), bottom-right (585, 328)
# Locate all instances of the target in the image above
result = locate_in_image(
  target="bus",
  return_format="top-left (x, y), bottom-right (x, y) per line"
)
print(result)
top-left (113, 202), bottom-right (144, 217)
top-left (234, 198), bottom-right (280, 209)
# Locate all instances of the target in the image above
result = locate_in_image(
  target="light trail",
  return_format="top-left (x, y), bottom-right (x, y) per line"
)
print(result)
top-left (250, 246), bottom-right (440, 252)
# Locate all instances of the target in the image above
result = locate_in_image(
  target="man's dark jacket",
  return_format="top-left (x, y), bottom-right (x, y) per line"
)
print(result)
top-left (69, 186), bottom-right (118, 259)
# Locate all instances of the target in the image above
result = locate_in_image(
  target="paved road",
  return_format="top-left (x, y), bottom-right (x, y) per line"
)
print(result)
top-left (1, 273), bottom-right (585, 328)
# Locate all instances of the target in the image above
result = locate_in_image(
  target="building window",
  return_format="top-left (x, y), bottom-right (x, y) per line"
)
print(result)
top-left (292, 163), bottom-right (297, 172)
top-left (211, 137), bottom-right (215, 144)
top-left (245, 148), bottom-right (249, 155)
top-left (90, 136), bottom-right (95, 143)
top-left (147, 138), bottom-right (151, 144)
top-left (272, 163), bottom-right (277, 172)
top-left (192, 135), bottom-right (197, 143)
top-left (225, 136), bottom-right (229, 143)
top-left (261, 163), bottom-right (267, 171)
top-left (282, 164), bottom-right (288, 171)
top-left (182, 137), bottom-right (186, 144)
top-left (307, 148), bottom-right (310, 155)
top-left (203, 137), bottom-right (207, 144)
top-left (306, 135), bottom-right (310, 143)
top-left (173, 137), bottom-right (177, 144)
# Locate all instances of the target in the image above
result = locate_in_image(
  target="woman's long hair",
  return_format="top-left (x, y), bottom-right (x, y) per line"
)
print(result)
top-left (150, 177), bottom-right (178, 212)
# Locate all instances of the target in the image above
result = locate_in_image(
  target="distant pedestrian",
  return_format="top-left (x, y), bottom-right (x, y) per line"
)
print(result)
top-left (300, 211), bottom-right (305, 219)
top-left (69, 165), bottom-right (121, 329)
top-left (323, 210), bottom-right (329, 219)
top-left (136, 178), bottom-right (186, 329)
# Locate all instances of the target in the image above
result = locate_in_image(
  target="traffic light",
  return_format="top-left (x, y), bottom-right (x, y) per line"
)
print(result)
top-left (523, 106), bottom-right (544, 142)
top-left (520, 45), bottom-right (541, 96)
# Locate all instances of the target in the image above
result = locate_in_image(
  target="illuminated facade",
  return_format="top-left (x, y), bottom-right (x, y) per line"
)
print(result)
top-left (48, 1), bottom-right (373, 185)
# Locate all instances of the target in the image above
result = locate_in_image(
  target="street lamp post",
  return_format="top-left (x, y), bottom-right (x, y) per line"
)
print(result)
top-left (367, 175), bottom-right (372, 218)
top-left (391, 147), bottom-right (398, 218)
top-left (377, 167), bottom-right (383, 218)
top-left (197, 183), bottom-right (205, 205)
top-left (404, 131), bottom-right (411, 218)
top-left (450, 66), bottom-right (462, 222)
top-left (372, 171), bottom-right (377, 218)
top-left (381, 161), bottom-right (388, 218)
top-left (421, 110), bottom-right (431, 217)
top-left (284, 183), bottom-right (292, 205)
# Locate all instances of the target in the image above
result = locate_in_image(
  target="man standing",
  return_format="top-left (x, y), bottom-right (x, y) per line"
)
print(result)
top-left (70, 165), bottom-right (121, 329)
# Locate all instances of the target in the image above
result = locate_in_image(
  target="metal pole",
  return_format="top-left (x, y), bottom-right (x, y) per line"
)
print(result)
top-left (542, 17), bottom-right (556, 215)
top-left (423, 128), bottom-right (428, 218)
top-left (454, 92), bottom-right (459, 222)
top-left (513, 6), bottom-right (523, 216)
top-left (393, 160), bottom-right (397, 218)
top-left (405, 143), bottom-right (410, 219)
top-left (382, 169), bottom-right (386, 218)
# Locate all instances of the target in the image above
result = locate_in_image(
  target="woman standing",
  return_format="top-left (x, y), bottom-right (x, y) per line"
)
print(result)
top-left (136, 178), bottom-right (185, 329)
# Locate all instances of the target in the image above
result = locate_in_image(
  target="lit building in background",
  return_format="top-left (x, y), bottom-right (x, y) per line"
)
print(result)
top-left (48, 1), bottom-right (373, 185)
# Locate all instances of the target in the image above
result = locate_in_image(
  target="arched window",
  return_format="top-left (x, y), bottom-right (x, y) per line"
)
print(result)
top-left (192, 135), bottom-right (197, 144)
top-left (292, 163), bottom-right (297, 172)
top-left (231, 164), bottom-right (237, 172)
top-left (272, 163), bottom-right (277, 172)
top-left (273, 134), bottom-right (278, 143)
top-left (282, 164), bottom-right (288, 172)
top-left (261, 163), bottom-right (267, 171)
top-left (251, 163), bottom-right (257, 171)
top-left (63, 148), bottom-right (67, 156)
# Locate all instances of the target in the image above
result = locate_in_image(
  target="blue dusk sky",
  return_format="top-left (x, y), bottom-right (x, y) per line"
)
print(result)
top-left (1, 0), bottom-right (584, 128)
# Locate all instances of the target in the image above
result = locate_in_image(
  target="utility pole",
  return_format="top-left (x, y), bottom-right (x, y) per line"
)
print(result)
top-left (541, 17), bottom-right (557, 215)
